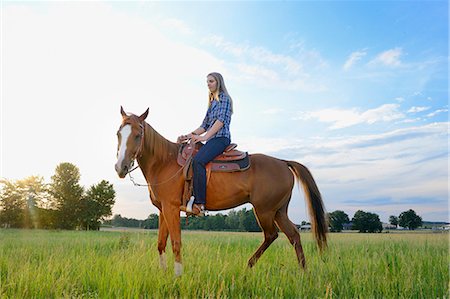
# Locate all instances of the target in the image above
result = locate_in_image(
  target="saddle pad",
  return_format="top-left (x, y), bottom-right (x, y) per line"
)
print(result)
top-left (210, 152), bottom-right (250, 172)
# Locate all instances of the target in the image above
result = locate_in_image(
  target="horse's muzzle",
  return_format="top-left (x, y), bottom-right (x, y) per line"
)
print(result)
top-left (115, 162), bottom-right (129, 178)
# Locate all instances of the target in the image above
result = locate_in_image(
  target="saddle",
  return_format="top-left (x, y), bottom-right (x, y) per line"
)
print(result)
top-left (177, 143), bottom-right (249, 170)
top-left (177, 142), bottom-right (250, 214)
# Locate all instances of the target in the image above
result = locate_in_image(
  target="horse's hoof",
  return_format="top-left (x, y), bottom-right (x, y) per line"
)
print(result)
top-left (159, 253), bottom-right (167, 271)
top-left (175, 262), bottom-right (183, 277)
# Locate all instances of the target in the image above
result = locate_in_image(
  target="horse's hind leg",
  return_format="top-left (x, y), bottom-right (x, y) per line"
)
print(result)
top-left (275, 207), bottom-right (306, 269)
top-left (157, 212), bottom-right (169, 271)
top-left (247, 210), bottom-right (278, 268)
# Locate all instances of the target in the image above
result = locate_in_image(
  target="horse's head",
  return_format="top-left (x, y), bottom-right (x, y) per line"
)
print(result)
top-left (115, 106), bottom-right (149, 178)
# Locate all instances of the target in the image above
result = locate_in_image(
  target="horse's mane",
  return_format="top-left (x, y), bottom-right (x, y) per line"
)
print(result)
top-left (143, 122), bottom-right (178, 163)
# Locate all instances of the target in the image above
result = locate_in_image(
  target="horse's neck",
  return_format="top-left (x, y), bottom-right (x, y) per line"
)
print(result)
top-left (138, 123), bottom-right (179, 173)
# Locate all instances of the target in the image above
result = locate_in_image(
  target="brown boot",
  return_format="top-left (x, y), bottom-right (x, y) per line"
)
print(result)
top-left (185, 197), bottom-right (206, 216)
top-left (192, 204), bottom-right (206, 217)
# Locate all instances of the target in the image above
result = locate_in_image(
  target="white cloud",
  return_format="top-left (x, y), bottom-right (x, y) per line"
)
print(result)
top-left (237, 122), bottom-right (449, 221)
top-left (399, 118), bottom-right (422, 124)
top-left (426, 109), bottom-right (448, 118)
top-left (297, 104), bottom-right (404, 129)
top-left (203, 35), bottom-right (249, 57)
top-left (343, 50), bottom-right (367, 70)
top-left (407, 106), bottom-right (431, 113)
top-left (202, 34), bottom-right (328, 92)
top-left (370, 47), bottom-right (403, 67)
top-left (161, 18), bottom-right (193, 35)
top-left (236, 63), bottom-right (279, 81)
top-left (205, 35), bottom-right (303, 75)
top-left (234, 62), bottom-right (326, 92)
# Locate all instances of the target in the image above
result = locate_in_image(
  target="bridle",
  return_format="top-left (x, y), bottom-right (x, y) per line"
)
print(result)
top-left (116, 121), bottom-right (144, 173)
top-left (127, 122), bottom-right (145, 174)
top-left (117, 120), bottom-right (187, 187)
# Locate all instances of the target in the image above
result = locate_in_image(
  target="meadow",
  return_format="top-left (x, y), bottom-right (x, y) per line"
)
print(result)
top-left (0, 229), bottom-right (448, 298)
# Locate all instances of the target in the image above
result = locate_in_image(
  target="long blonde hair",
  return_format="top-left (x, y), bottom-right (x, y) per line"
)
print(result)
top-left (208, 72), bottom-right (233, 113)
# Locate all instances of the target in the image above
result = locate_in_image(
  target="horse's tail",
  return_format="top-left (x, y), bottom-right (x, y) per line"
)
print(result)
top-left (284, 160), bottom-right (328, 251)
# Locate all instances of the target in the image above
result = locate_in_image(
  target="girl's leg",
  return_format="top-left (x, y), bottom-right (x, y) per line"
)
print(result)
top-left (192, 137), bottom-right (230, 204)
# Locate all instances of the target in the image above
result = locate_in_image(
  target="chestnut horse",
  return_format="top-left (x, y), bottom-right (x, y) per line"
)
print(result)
top-left (115, 107), bottom-right (328, 276)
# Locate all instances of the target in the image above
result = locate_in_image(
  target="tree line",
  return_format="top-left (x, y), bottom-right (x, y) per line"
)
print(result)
top-left (1, 162), bottom-right (423, 234)
top-left (105, 208), bottom-right (262, 232)
top-left (108, 208), bottom-right (423, 234)
top-left (328, 209), bottom-right (423, 233)
top-left (0, 162), bottom-right (115, 230)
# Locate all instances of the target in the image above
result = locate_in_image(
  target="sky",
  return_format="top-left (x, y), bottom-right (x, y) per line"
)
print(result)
top-left (1, 1), bottom-right (448, 223)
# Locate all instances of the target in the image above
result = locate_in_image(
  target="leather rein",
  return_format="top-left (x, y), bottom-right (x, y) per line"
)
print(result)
top-left (122, 122), bottom-right (188, 187)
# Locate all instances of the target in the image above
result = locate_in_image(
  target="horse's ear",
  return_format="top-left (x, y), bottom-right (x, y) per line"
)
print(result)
top-left (139, 108), bottom-right (149, 121)
top-left (120, 106), bottom-right (127, 117)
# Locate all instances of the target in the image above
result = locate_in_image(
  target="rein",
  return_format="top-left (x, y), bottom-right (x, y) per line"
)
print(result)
top-left (125, 124), bottom-right (190, 188)
top-left (127, 162), bottom-right (185, 187)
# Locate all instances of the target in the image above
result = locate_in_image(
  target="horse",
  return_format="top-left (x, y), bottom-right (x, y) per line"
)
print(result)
top-left (115, 107), bottom-right (328, 276)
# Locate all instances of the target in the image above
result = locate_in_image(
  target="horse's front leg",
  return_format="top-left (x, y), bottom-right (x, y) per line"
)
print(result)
top-left (162, 204), bottom-right (182, 276)
top-left (157, 212), bottom-right (169, 271)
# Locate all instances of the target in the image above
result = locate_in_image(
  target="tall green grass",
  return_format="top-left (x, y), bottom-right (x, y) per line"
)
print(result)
top-left (0, 229), bottom-right (448, 298)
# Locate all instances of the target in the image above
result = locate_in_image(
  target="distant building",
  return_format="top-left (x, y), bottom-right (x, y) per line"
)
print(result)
top-left (432, 224), bottom-right (450, 231)
top-left (383, 223), bottom-right (397, 230)
top-left (300, 224), bottom-right (311, 231)
top-left (342, 222), bottom-right (353, 230)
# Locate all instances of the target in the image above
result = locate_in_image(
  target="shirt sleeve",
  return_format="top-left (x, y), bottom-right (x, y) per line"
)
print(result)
top-left (216, 94), bottom-right (232, 125)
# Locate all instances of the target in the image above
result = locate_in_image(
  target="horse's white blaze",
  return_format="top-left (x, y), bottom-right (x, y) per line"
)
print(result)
top-left (174, 262), bottom-right (183, 277)
top-left (159, 253), bottom-right (167, 270)
top-left (116, 125), bottom-right (132, 170)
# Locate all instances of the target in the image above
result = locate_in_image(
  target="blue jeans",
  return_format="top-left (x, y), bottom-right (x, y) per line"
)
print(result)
top-left (192, 137), bottom-right (231, 204)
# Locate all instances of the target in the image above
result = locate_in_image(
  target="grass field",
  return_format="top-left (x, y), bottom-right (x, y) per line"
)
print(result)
top-left (0, 229), bottom-right (448, 298)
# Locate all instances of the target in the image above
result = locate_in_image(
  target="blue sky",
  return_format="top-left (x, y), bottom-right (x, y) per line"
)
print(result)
top-left (1, 1), bottom-right (448, 222)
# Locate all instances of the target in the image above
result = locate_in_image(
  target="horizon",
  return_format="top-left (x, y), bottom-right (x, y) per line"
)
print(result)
top-left (108, 208), bottom-right (449, 225)
top-left (1, 2), bottom-right (448, 223)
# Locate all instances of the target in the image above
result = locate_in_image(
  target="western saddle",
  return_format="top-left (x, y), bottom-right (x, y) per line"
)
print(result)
top-left (177, 142), bottom-right (250, 214)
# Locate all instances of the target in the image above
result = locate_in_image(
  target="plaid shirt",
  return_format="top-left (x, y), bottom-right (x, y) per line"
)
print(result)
top-left (200, 92), bottom-right (232, 140)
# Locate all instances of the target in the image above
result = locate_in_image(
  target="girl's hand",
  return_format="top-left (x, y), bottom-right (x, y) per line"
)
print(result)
top-left (177, 134), bottom-right (190, 144)
top-left (191, 135), bottom-right (207, 144)
top-left (177, 133), bottom-right (196, 143)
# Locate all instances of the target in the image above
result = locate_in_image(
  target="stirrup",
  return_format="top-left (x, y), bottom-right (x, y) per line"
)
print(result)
top-left (186, 196), bottom-right (195, 213)
top-left (185, 196), bottom-right (206, 216)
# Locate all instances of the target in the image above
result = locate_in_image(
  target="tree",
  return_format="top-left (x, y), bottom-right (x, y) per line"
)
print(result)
top-left (398, 209), bottom-right (422, 230)
top-left (143, 214), bottom-right (159, 229)
top-left (328, 210), bottom-right (350, 232)
top-left (0, 179), bottom-right (25, 228)
top-left (179, 208), bottom-right (261, 232)
top-left (239, 209), bottom-right (261, 232)
top-left (389, 215), bottom-right (398, 227)
top-left (106, 214), bottom-right (146, 228)
top-left (0, 176), bottom-right (49, 228)
top-left (17, 176), bottom-right (50, 228)
top-left (226, 210), bottom-right (240, 230)
top-left (49, 163), bottom-right (84, 229)
top-left (352, 210), bottom-right (383, 233)
top-left (204, 213), bottom-right (227, 231)
top-left (80, 180), bottom-right (116, 230)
